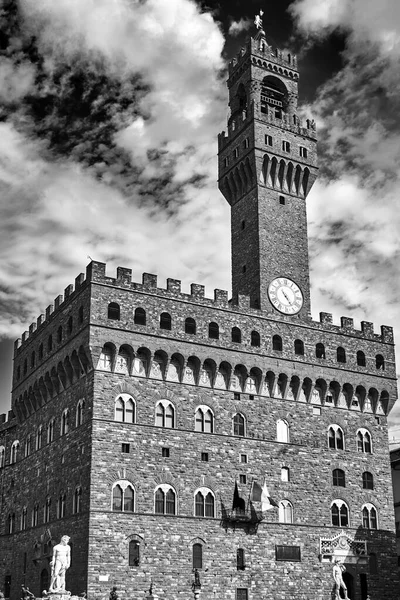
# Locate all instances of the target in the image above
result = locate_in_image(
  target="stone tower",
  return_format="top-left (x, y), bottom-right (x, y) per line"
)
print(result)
top-left (218, 24), bottom-right (317, 317)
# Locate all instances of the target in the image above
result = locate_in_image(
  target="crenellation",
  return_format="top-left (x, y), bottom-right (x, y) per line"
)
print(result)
top-left (86, 260), bottom-right (106, 281)
top-left (237, 293), bottom-right (251, 309)
top-left (341, 317), bottom-right (354, 330)
top-left (54, 294), bottom-right (63, 310)
top-left (381, 325), bottom-right (394, 343)
top-left (64, 284), bottom-right (74, 298)
top-left (320, 312), bottom-right (333, 324)
top-left (21, 331), bottom-right (28, 342)
top-left (75, 272), bottom-right (85, 289)
top-left (45, 304), bottom-right (53, 319)
top-left (116, 266), bottom-right (132, 284)
top-left (142, 273), bottom-right (157, 289)
top-left (190, 283), bottom-right (205, 299)
top-left (167, 278), bottom-right (181, 294)
top-left (37, 314), bottom-right (45, 328)
top-left (28, 322), bottom-right (36, 335)
top-left (214, 288), bottom-right (229, 305)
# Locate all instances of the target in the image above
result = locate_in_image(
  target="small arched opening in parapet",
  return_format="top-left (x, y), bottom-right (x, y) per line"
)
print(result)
top-left (357, 350), bottom-right (366, 367)
top-left (269, 156), bottom-right (278, 187)
top-left (314, 378), bottom-right (327, 404)
top-left (185, 317), bottom-right (196, 335)
top-left (327, 381), bottom-right (340, 406)
top-left (160, 312), bottom-right (172, 330)
top-left (286, 161), bottom-right (294, 192)
top-left (151, 350), bottom-right (168, 380)
top-left (276, 373), bottom-right (288, 399)
top-left (261, 76), bottom-right (288, 114)
top-left (200, 358), bottom-right (216, 388)
top-left (248, 367), bottom-right (262, 395)
top-left (375, 354), bottom-right (385, 370)
top-left (116, 344), bottom-right (133, 375)
top-left (133, 346), bottom-right (150, 377)
top-left (294, 339), bottom-right (304, 356)
top-left (355, 385), bottom-right (366, 411)
top-left (301, 377), bottom-right (312, 402)
top-left (366, 387), bottom-right (378, 413)
top-left (265, 370), bottom-right (276, 396)
top-left (277, 159), bottom-right (285, 190)
top-left (287, 375), bottom-right (299, 401)
top-left (294, 164), bottom-right (302, 195)
top-left (231, 326), bottom-right (241, 343)
top-left (272, 334), bottom-right (282, 351)
top-left (97, 343), bottom-right (115, 372)
top-left (261, 154), bottom-right (269, 184)
top-left (108, 302), bottom-right (120, 320)
top-left (251, 330), bottom-right (260, 347)
top-left (134, 307), bottom-right (146, 326)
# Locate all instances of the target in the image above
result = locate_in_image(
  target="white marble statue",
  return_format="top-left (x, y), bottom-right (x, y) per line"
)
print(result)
top-left (49, 535), bottom-right (71, 593)
top-left (333, 559), bottom-right (349, 599)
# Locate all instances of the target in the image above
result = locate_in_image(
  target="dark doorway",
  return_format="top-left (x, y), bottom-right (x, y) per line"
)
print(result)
top-left (40, 569), bottom-right (49, 594)
top-left (4, 575), bottom-right (11, 598)
top-left (342, 571), bottom-right (354, 599)
top-left (360, 573), bottom-right (368, 600)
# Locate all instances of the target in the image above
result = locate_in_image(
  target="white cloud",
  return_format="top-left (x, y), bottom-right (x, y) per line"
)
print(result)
top-left (0, 58), bottom-right (35, 104)
top-left (228, 18), bottom-right (253, 37)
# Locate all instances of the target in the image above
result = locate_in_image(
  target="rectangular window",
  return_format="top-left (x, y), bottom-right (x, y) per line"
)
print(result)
top-left (239, 474), bottom-right (247, 484)
top-left (233, 148), bottom-right (239, 159)
top-left (201, 452), bottom-right (209, 462)
top-left (279, 195), bottom-right (285, 205)
top-left (129, 540), bottom-right (140, 567)
top-left (276, 546), bottom-right (301, 561)
top-left (244, 138), bottom-right (249, 149)
top-left (282, 141), bottom-right (290, 152)
top-left (240, 454), bottom-right (247, 463)
top-left (299, 146), bottom-right (308, 158)
top-left (162, 447), bottom-right (170, 457)
top-left (281, 467), bottom-right (289, 482)
top-left (236, 589), bottom-right (248, 600)
top-left (265, 134), bottom-right (273, 146)
top-left (325, 395), bottom-right (333, 404)
top-left (234, 392), bottom-right (241, 400)
top-left (121, 443), bottom-right (130, 454)
top-left (237, 548), bottom-right (245, 571)
top-left (224, 157), bottom-right (229, 167)
top-left (313, 406), bottom-right (321, 416)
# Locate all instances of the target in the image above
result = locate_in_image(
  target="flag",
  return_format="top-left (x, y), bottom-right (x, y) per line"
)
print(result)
top-left (261, 481), bottom-right (278, 511)
top-left (232, 481), bottom-right (245, 511)
top-left (250, 481), bottom-right (263, 502)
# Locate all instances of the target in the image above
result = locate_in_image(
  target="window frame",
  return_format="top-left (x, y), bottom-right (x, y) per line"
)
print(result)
top-left (111, 481), bottom-right (135, 513)
top-left (154, 484), bottom-right (177, 515)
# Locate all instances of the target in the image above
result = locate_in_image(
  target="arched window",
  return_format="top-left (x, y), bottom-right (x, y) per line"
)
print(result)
top-left (10, 440), bottom-right (19, 464)
top-left (316, 343), bottom-right (326, 359)
top-left (155, 401), bottom-right (175, 428)
top-left (251, 331), bottom-right (260, 347)
top-left (32, 504), bottom-right (39, 527)
top-left (39, 343), bottom-right (44, 360)
top-left (23, 359), bottom-right (27, 375)
top-left (112, 481), bottom-right (135, 512)
top-left (97, 344), bottom-right (114, 371)
top-left (21, 507), bottom-right (27, 531)
top-left (17, 365), bottom-right (21, 380)
top-left (24, 435), bottom-right (31, 458)
top-left (331, 500), bottom-right (349, 527)
top-left (31, 351), bottom-right (35, 368)
top-left (332, 469), bottom-right (345, 487)
top-left (337, 347), bottom-right (346, 363)
top-left (357, 350), bottom-right (366, 367)
top-left (76, 399), bottom-right (84, 427)
top-left (57, 493), bottom-right (66, 519)
top-left (294, 339), bottom-right (304, 355)
top-left (362, 504), bottom-right (378, 529)
top-left (36, 426), bottom-right (43, 451)
top-left (48, 335), bottom-right (53, 352)
top-left (67, 316), bottom-right (73, 335)
top-left (7, 513), bottom-right (15, 534)
top-left (357, 429), bottom-right (372, 453)
top-left (47, 419), bottom-right (55, 444)
top-left (328, 425), bottom-right (344, 450)
top-left (61, 410), bottom-right (69, 436)
top-left (237, 548), bottom-right (245, 570)
top-left (0, 446), bottom-right (5, 468)
top-left (233, 413), bottom-right (245, 437)
top-left (193, 543), bottom-right (202, 569)
top-left (194, 488), bottom-right (215, 517)
top-left (129, 540), bottom-right (140, 566)
top-left (154, 485), bottom-right (176, 515)
top-left (160, 312), bottom-right (171, 330)
top-left (57, 326), bottom-right (63, 344)
top-left (115, 394), bottom-right (135, 423)
top-left (209, 322), bottom-right (219, 339)
top-left (73, 487), bottom-right (82, 514)
top-left (134, 307), bottom-right (146, 325)
top-left (376, 354), bottom-right (385, 370)
top-left (278, 500), bottom-right (293, 523)
top-left (232, 327), bottom-right (241, 343)
top-left (362, 472), bottom-right (374, 490)
top-left (276, 419), bottom-right (289, 443)
top-left (44, 497), bottom-right (51, 523)
top-left (108, 302), bottom-right (120, 320)
top-left (79, 306), bottom-right (84, 324)
top-left (195, 407), bottom-right (214, 433)
top-left (272, 335), bottom-right (282, 351)
top-left (185, 317), bottom-right (196, 335)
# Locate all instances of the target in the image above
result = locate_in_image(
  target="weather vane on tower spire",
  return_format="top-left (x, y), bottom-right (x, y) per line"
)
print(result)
top-left (254, 9), bottom-right (264, 31)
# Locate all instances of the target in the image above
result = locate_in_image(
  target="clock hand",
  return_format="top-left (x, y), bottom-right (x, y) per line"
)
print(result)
top-left (282, 290), bottom-right (290, 303)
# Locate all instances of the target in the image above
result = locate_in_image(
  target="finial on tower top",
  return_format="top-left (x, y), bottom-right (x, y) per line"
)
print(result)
top-left (254, 10), bottom-right (264, 31)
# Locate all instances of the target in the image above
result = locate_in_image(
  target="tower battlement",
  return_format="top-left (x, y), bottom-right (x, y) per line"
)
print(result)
top-left (228, 36), bottom-right (298, 79)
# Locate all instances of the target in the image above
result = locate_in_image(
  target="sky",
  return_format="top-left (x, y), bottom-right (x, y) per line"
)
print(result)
top-left (0, 0), bottom-right (400, 444)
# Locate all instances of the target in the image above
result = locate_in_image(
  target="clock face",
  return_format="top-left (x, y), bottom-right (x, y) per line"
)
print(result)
top-left (268, 277), bottom-right (303, 315)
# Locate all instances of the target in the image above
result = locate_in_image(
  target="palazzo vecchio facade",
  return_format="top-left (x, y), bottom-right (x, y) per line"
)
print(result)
top-left (0, 24), bottom-right (399, 600)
